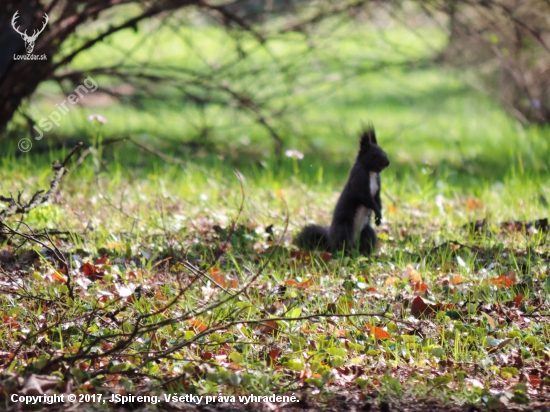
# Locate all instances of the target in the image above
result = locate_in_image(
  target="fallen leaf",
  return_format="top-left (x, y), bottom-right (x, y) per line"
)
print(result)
top-left (209, 267), bottom-right (228, 287)
top-left (411, 296), bottom-right (430, 317)
top-left (285, 278), bottom-right (313, 289)
top-left (81, 262), bottom-right (105, 281)
top-left (466, 198), bottom-right (484, 211)
top-left (528, 374), bottom-right (541, 386)
top-left (268, 348), bottom-right (281, 364)
top-left (95, 255), bottom-right (109, 265)
top-left (450, 275), bottom-right (463, 285)
top-left (289, 250), bottom-right (311, 264)
top-left (410, 296), bottom-right (449, 318)
top-left (404, 265), bottom-right (422, 283)
top-left (481, 312), bottom-right (497, 329)
top-left (188, 319), bottom-right (208, 332)
top-left (335, 330), bottom-right (347, 338)
top-left (319, 251), bottom-right (332, 263)
top-left (385, 276), bottom-right (399, 286)
top-left (201, 351), bottom-right (214, 360)
top-left (414, 282), bottom-right (429, 295)
top-left (487, 275), bottom-right (515, 288)
top-left (367, 325), bottom-right (392, 340)
top-left (258, 320), bottom-right (279, 336)
top-left (51, 271), bottom-right (66, 284)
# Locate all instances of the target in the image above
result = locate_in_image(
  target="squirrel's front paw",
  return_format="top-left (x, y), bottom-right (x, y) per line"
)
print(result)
top-left (375, 216), bottom-right (382, 226)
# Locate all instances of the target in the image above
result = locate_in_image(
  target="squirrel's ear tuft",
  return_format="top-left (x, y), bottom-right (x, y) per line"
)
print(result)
top-left (359, 124), bottom-right (376, 151)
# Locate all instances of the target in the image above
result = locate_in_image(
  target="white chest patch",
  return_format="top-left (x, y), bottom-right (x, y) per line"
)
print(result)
top-left (353, 207), bottom-right (370, 240)
top-left (370, 172), bottom-right (378, 197)
top-left (352, 172), bottom-right (379, 240)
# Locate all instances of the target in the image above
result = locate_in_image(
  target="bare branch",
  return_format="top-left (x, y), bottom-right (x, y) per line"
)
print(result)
top-left (0, 143), bottom-right (83, 220)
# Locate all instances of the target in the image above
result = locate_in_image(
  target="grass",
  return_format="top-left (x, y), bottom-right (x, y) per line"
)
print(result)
top-left (1, 14), bottom-right (550, 411)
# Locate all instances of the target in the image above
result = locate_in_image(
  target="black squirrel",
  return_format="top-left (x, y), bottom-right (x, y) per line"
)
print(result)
top-left (296, 125), bottom-right (390, 255)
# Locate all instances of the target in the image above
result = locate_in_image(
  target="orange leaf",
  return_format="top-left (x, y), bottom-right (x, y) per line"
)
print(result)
top-left (51, 271), bottom-right (66, 284)
top-left (450, 275), bottom-right (463, 285)
top-left (367, 325), bottom-right (392, 340)
top-left (487, 275), bottom-right (515, 288)
top-left (528, 374), bottom-right (541, 385)
top-left (95, 255), bottom-right (109, 265)
top-left (285, 278), bottom-right (313, 289)
top-left (512, 294), bottom-right (523, 304)
top-left (154, 290), bottom-right (168, 301)
top-left (414, 282), bottom-right (429, 294)
top-left (209, 268), bottom-right (228, 288)
top-left (385, 276), bottom-right (399, 286)
top-left (335, 330), bottom-right (347, 338)
top-left (188, 318), bottom-right (208, 332)
top-left (436, 303), bottom-right (454, 310)
top-left (405, 265), bottom-right (422, 283)
top-left (466, 198), bottom-right (484, 211)
top-left (449, 243), bottom-right (461, 251)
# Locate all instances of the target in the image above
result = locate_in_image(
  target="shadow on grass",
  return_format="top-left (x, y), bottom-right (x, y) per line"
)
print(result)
top-left (3, 136), bottom-right (549, 193)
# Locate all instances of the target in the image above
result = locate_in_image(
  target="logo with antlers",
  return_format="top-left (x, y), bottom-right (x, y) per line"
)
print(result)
top-left (11, 10), bottom-right (49, 54)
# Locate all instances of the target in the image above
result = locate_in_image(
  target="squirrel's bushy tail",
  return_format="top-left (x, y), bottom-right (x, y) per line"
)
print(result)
top-left (295, 224), bottom-right (330, 251)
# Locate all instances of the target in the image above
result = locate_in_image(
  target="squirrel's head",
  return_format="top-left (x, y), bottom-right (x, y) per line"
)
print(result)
top-left (357, 126), bottom-right (390, 173)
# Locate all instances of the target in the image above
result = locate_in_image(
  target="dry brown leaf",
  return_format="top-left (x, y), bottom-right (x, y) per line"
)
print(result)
top-left (367, 325), bottom-right (392, 340)
top-left (404, 265), bottom-right (422, 283)
top-left (95, 255), bottom-right (109, 265)
top-left (209, 267), bottom-right (228, 287)
top-left (285, 278), bottom-right (313, 289)
top-left (268, 348), bottom-right (281, 365)
top-left (466, 198), bottom-right (484, 210)
top-left (258, 320), bottom-right (279, 336)
top-left (51, 271), bottom-right (66, 284)
top-left (413, 282), bottom-right (429, 295)
top-left (512, 294), bottom-right (523, 304)
top-left (81, 262), bottom-right (105, 281)
top-left (385, 276), bottom-right (399, 286)
top-left (528, 374), bottom-right (542, 386)
top-left (486, 274), bottom-right (515, 288)
top-left (188, 318), bottom-right (208, 332)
